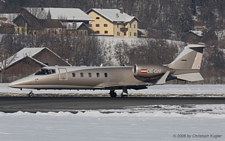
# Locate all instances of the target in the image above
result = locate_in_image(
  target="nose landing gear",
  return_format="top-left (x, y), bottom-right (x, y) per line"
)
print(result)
top-left (28, 91), bottom-right (34, 97)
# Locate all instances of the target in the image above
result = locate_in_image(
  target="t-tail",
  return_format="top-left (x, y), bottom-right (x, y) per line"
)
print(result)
top-left (166, 44), bottom-right (206, 81)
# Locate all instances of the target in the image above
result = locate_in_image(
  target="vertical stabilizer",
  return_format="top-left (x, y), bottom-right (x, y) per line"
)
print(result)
top-left (167, 44), bottom-right (205, 70)
top-left (167, 44), bottom-right (206, 81)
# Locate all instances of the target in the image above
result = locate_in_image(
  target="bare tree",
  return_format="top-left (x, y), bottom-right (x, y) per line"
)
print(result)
top-left (0, 48), bottom-right (17, 82)
top-left (201, 47), bottom-right (225, 83)
top-left (126, 39), bottom-right (178, 65)
top-left (114, 41), bottom-right (129, 66)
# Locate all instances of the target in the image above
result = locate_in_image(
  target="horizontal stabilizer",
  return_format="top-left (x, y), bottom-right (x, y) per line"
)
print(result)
top-left (174, 73), bottom-right (203, 81)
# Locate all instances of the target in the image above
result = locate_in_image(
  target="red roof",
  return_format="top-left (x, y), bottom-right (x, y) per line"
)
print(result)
top-left (0, 17), bottom-right (7, 21)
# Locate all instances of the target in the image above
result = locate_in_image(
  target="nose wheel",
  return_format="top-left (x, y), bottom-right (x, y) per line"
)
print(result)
top-left (28, 91), bottom-right (34, 97)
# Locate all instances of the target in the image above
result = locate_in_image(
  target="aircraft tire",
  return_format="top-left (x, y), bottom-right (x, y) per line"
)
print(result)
top-left (110, 92), bottom-right (117, 98)
top-left (121, 94), bottom-right (128, 98)
top-left (28, 92), bottom-right (34, 97)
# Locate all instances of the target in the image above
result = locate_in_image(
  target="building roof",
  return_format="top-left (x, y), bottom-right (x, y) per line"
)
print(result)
top-left (87, 8), bottom-right (140, 23)
top-left (190, 30), bottom-right (203, 37)
top-left (23, 7), bottom-right (93, 21)
top-left (0, 47), bottom-right (70, 70)
top-left (40, 20), bottom-right (64, 28)
top-left (0, 13), bottom-right (19, 25)
top-left (63, 22), bottom-right (88, 30)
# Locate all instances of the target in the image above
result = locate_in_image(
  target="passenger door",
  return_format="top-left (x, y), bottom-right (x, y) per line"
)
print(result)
top-left (58, 68), bottom-right (68, 80)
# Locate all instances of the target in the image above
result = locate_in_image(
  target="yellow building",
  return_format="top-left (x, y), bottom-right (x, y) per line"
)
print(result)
top-left (87, 8), bottom-right (140, 38)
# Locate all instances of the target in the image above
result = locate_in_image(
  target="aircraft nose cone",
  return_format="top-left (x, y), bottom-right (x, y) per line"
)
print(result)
top-left (8, 81), bottom-right (19, 88)
top-left (8, 78), bottom-right (26, 88)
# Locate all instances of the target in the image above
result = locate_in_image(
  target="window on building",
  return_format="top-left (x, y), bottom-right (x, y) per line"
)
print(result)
top-left (96, 73), bottom-right (100, 77)
top-left (134, 24), bottom-right (136, 28)
top-left (130, 24), bottom-right (131, 28)
top-left (117, 32), bottom-right (120, 36)
top-left (80, 72), bottom-right (84, 77)
top-left (130, 32), bottom-right (131, 36)
top-left (134, 32), bottom-right (137, 36)
top-left (95, 31), bottom-right (100, 34)
top-left (104, 73), bottom-right (108, 77)
top-left (124, 32), bottom-right (126, 36)
top-left (117, 24), bottom-right (119, 28)
top-left (72, 73), bottom-right (76, 77)
top-left (96, 17), bottom-right (100, 19)
top-left (96, 24), bottom-right (100, 27)
top-left (89, 24), bottom-right (92, 27)
top-left (88, 73), bottom-right (92, 77)
top-left (104, 31), bottom-right (108, 34)
top-left (104, 24), bottom-right (108, 27)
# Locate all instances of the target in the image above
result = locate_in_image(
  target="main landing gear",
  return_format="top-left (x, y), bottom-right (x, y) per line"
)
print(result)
top-left (109, 90), bottom-right (117, 97)
top-left (109, 88), bottom-right (128, 98)
top-left (121, 87), bottom-right (128, 97)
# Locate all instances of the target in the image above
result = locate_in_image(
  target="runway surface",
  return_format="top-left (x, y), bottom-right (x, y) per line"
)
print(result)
top-left (0, 96), bottom-right (225, 113)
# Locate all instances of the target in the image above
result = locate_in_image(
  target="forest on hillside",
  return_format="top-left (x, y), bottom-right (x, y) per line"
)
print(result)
top-left (1, 0), bottom-right (225, 83)
top-left (1, 0), bottom-right (225, 40)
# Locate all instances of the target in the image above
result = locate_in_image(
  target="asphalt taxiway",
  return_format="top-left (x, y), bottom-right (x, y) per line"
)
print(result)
top-left (0, 96), bottom-right (225, 113)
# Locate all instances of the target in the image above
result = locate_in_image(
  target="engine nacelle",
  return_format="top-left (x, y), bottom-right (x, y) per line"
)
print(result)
top-left (132, 64), bottom-right (171, 78)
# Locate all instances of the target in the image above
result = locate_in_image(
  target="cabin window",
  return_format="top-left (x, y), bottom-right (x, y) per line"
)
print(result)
top-left (52, 70), bottom-right (56, 74)
top-left (72, 73), bottom-right (76, 77)
top-left (88, 73), bottom-right (92, 77)
top-left (80, 72), bottom-right (84, 77)
top-left (104, 73), bottom-right (108, 77)
top-left (96, 73), bottom-right (100, 77)
top-left (35, 69), bottom-right (56, 75)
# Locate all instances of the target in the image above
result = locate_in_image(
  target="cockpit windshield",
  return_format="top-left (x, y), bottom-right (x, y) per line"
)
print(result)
top-left (35, 69), bottom-right (56, 75)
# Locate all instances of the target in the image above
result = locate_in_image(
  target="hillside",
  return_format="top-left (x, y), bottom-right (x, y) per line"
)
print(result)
top-left (0, 0), bottom-right (225, 83)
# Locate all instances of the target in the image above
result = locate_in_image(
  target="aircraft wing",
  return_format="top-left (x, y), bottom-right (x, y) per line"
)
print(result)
top-left (95, 82), bottom-right (149, 90)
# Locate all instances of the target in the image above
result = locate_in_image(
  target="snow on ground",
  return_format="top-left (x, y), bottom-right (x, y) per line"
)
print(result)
top-left (0, 104), bottom-right (224, 141)
top-left (1, 84), bottom-right (225, 141)
top-left (1, 83), bottom-right (225, 95)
